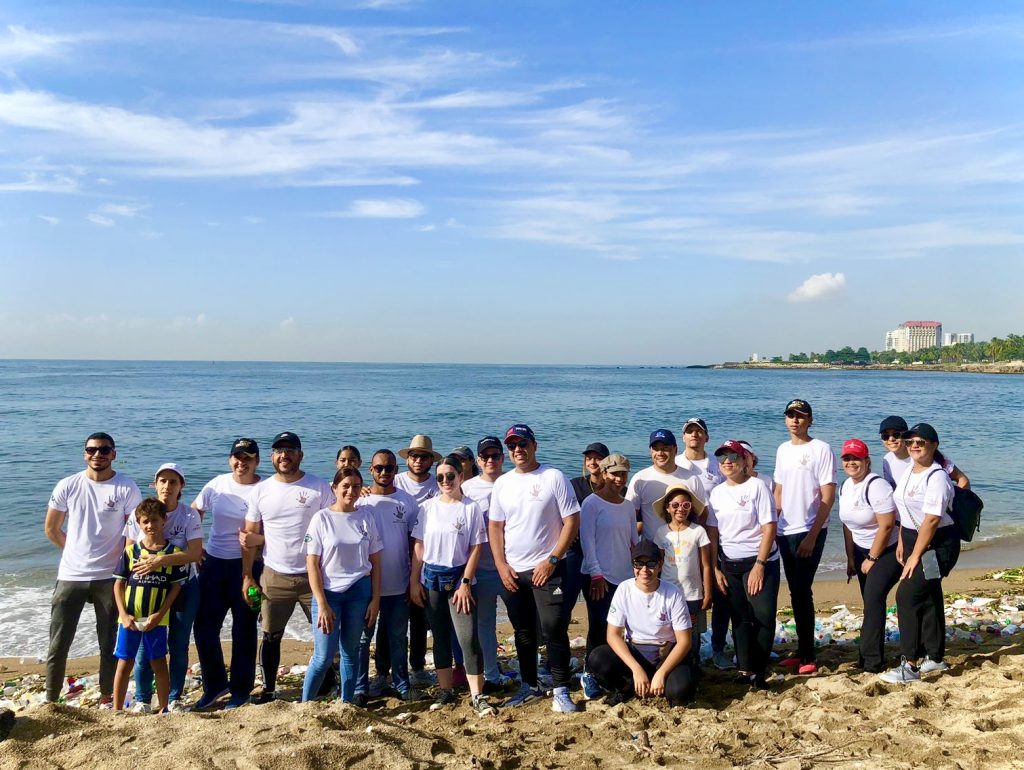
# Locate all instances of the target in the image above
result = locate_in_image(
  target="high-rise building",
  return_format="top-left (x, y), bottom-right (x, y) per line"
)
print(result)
top-left (943, 332), bottom-right (975, 346)
top-left (885, 321), bottom-right (942, 353)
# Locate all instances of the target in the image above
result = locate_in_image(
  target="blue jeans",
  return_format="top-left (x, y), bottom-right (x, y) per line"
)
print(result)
top-left (474, 568), bottom-right (505, 682)
top-left (135, 574), bottom-right (200, 703)
top-left (356, 594), bottom-right (410, 695)
top-left (302, 577), bottom-right (372, 702)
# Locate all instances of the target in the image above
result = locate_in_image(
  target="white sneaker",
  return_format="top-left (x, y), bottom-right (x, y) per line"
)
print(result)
top-left (166, 700), bottom-right (188, 713)
top-left (919, 657), bottom-right (950, 674)
top-left (879, 658), bottom-right (921, 684)
top-left (129, 702), bottom-right (152, 714)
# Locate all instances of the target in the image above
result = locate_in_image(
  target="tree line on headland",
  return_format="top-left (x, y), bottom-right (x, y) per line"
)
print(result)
top-left (779, 334), bottom-right (1024, 366)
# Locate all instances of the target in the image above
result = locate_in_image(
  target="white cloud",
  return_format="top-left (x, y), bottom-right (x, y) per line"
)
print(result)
top-left (279, 317), bottom-right (296, 333)
top-left (0, 25), bottom-right (80, 63)
top-left (787, 272), bottom-right (847, 303)
top-left (244, 215), bottom-right (264, 224)
top-left (37, 215), bottom-right (59, 225)
top-left (86, 213), bottom-right (115, 227)
top-left (97, 202), bottom-right (148, 217)
top-left (172, 313), bottom-right (207, 329)
top-left (415, 223), bottom-right (435, 232)
top-left (332, 198), bottom-right (425, 218)
top-left (276, 24), bottom-right (361, 56)
top-left (0, 172), bottom-right (79, 194)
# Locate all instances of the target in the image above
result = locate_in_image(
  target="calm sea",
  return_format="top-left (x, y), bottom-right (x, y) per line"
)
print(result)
top-left (2, 360), bottom-right (1021, 658)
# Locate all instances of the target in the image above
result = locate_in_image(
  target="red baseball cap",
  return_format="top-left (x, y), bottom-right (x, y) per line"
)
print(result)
top-left (714, 439), bottom-right (750, 459)
top-left (840, 439), bottom-right (869, 460)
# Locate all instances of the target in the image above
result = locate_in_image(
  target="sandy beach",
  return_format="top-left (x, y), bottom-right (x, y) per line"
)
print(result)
top-left (3, 564), bottom-right (1024, 769)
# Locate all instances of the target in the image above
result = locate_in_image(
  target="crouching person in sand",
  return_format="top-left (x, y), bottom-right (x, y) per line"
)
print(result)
top-left (113, 498), bottom-right (188, 712)
top-left (585, 540), bottom-right (697, 707)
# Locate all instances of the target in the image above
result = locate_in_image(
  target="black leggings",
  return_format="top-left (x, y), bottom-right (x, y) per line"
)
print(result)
top-left (851, 543), bottom-right (901, 672)
top-left (503, 564), bottom-right (572, 688)
top-left (721, 556), bottom-right (780, 678)
top-left (896, 526), bottom-right (960, 663)
top-left (586, 643), bottom-right (697, 706)
top-left (583, 578), bottom-right (617, 663)
top-left (777, 530), bottom-right (827, 663)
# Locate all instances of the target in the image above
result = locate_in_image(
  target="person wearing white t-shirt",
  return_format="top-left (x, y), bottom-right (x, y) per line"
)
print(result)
top-left (676, 418), bottom-right (725, 492)
top-left (123, 462), bottom-right (203, 712)
top-left (44, 432), bottom-right (142, 705)
top-left (772, 399), bottom-right (836, 674)
top-left (191, 438), bottom-right (263, 711)
top-left (302, 467), bottom-right (383, 704)
top-left (488, 424), bottom-right (581, 713)
top-left (242, 431), bottom-right (335, 703)
top-left (881, 423), bottom-right (960, 685)
top-left (836, 439), bottom-right (899, 674)
top-left (578, 453), bottom-right (639, 700)
top-left (708, 440), bottom-right (780, 689)
top-left (651, 487), bottom-right (712, 629)
top-left (878, 415), bottom-right (970, 490)
top-left (585, 540), bottom-right (697, 706)
top-left (410, 456), bottom-right (496, 717)
top-left (626, 428), bottom-right (709, 539)
top-left (461, 436), bottom-right (511, 691)
top-left (353, 449), bottom-right (421, 702)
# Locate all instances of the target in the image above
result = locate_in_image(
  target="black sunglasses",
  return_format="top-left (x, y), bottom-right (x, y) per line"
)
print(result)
top-left (480, 452), bottom-right (502, 461)
top-left (880, 431), bottom-right (903, 441)
top-left (436, 472), bottom-right (459, 483)
top-left (85, 446), bottom-right (113, 456)
top-left (372, 463), bottom-right (398, 473)
top-left (632, 559), bottom-right (661, 570)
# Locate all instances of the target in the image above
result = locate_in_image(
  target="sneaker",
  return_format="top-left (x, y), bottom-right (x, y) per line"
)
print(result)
top-left (797, 662), bottom-right (819, 675)
top-left (879, 658), bottom-right (921, 684)
top-left (129, 702), bottom-right (152, 714)
top-left (452, 665), bottom-right (469, 690)
top-left (580, 672), bottom-right (602, 701)
top-left (471, 694), bottom-right (497, 717)
top-left (429, 688), bottom-right (458, 711)
top-left (779, 657), bottom-right (802, 668)
top-left (712, 652), bottom-right (736, 671)
top-left (192, 688), bottom-right (230, 711)
top-left (551, 687), bottom-right (577, 713)
top-left (253, 690), bottom-right (277, 705)
top-left (224, 694), bottom-right (251, 710)
top-left (505, 683), bottom-right (544, 708)
top-left (401, 688), bottom-right (427, 702)
top-left (351, 693), bottom-right (368, 708)
top-left (919, 657), bottom-right (950, 675)
top-left (166, 700), bottom-right (187, 713)
top-left (367, 675), bottom-right (388, 697)
top-left (603, 690), bottom-right (631, 706)
top-left (409, 669), bottom-right (435, 687)
top-left (482, 679), bottom-right (507, 696)
top-left (98, 696), bottom-right (114, 710)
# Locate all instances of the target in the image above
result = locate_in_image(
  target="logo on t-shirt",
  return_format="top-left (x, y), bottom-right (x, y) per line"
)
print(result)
top-left (609, 605), bottom-right (617, 614)
top-left (425, 490), bottom-right (437, 500)
top-left (737, 494), bottom-right (750, 508)
top-left (105, 495), bottom-right (118, 510)
top-left (529, 484), bottom-right (542, 500)
top-left (297, 491), bottom-right (311, 507)
top-left (657, 609), bottom-right (669, 624)
top-left (799, 453), bottom-right (810, 467)
top-left (452, 518), bottom-right (465, 532)
top-left (358, 521), bottom-right (369, 540)
top-left (303, 533), bottom-right (312, 543)
top-left (393, 503), bottom-right (406, 521)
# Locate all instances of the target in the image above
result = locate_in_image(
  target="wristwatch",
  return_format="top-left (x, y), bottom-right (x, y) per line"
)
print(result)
top-left (755, 558), bottom-right (769, 567)
top-left (547, 555), bottom-right (559, 566)
top-left (461, 577), bottom-right (471, 585)
top-left (864, 554), bottom-right (878, 562)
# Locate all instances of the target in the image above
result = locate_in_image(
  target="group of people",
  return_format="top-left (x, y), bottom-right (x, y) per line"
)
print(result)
top-left (42, 400), bottom-right (968, 715)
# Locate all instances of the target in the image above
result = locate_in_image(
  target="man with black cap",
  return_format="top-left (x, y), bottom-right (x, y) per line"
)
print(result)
top-left (191, 438), bottom-right (263, 710)
top-left (626, 429), bottom-right (709, 538)
top-left (242, 432), bottom-right (334, 703)
top-left (773, 400), bottom-right (836, 675)
top-left (489, 424), bottom-right (581, 712)
top-left (461, 437), bottom-right (512, 691)
top-left (676, 418), bottom-right (724, 491)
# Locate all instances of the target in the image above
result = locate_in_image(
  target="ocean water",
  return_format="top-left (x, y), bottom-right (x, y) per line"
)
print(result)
top-left (2, 359), bottom-right (1021, 658)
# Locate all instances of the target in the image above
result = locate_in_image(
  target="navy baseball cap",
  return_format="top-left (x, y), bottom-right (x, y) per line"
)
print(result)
top-left (231, 437), bottom-right (259, 456)
top-left (582, 442), bottom-right (610, 458)
top-left (683, 417), bottom-right (709, 436)
top-left (477, 436), bottom-right (503, 454)
top-left (879, 416), bottom-right (909, 435)
top-left (504, 424), bottom-right (536, 444)
top-left (784, 399), bottom-right (812, 416)
top-left (271, 432), bottom-right (301, 449)
top-left (903, 423), bottom-right (939, 443)
top-left (649, 429), bottom-right (677, 447)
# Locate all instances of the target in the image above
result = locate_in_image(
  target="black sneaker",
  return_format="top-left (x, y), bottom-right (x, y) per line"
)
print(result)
top-left (603, 690), bottom-right (632, 706)
top-left (253, 690), bottom-right (277, 705)
top-left (351, 693), bottom-right (369, 708)
top-left (429, 688), bottom-right (458, 711)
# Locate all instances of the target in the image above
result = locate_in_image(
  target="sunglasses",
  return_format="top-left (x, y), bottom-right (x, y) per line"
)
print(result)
top-left (409, 452), bottom-right (433, 461)
top-left (372, 463), bottom-right (398, 473)
top-left (480, 452), bottom-right (502, 462)
top-left (632, 559), bottom-right (660, 570)
top-left (880, 431), bottom-right (904, 441)
top-left (506, 440), bottom-right (530, 450)
top-left (905, 439), bottom-right (930, 448)
top-left (272, 447), bottom-right (299, 455)
top-left (666, 500), bottom-right (692, 510)
top-left (437, 472), bottom-right (459, 483)
top-left (717, 452), bottom-right (743, 464)
top-left (85, 446), bottom-right (113, 456)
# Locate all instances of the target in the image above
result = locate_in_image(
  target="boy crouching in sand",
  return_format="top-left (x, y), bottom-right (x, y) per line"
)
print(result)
top-left (113, 498), bottom-right (187, 712)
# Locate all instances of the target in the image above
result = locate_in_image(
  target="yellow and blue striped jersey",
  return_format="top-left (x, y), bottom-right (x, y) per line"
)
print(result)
top-left (112, 542), bottom-right (187, 625)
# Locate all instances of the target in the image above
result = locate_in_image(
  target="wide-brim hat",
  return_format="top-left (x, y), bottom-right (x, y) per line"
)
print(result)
top-left (653, 485), bottom-right (705, 521)
top-left (398, 434), bottom-right (443, 463)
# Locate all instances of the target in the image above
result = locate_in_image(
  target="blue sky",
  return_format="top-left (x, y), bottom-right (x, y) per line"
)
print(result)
top-left (1, 1), bottom-right (1022, 364)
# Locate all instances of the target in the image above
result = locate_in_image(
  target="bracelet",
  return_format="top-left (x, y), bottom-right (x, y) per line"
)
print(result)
top-left (865, 554), bottom-right (878, 562)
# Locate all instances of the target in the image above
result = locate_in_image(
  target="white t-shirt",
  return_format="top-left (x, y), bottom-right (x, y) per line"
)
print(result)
top-left (707, 477), bottom-right (779, 561)
top-left (626, 464), bottom-right (709, 539)
top-left (412, 497), bottom-right (487, 571)
top-left (245, 473), bottom-right (335, 575)
top-left (773, 439), bottom-right (837, 535)
top-left (461, 475), bottom-right (498, 570)
top-left (356, 490), bottom-right (419, 597)
top-left (653, 522), bottom-right (711, 601)
top-left (838, 474), bottom-right (897, 550)
top-left (894, 463), bottom-right (955, 531)
top-left (579, 495), bottom-right (639, 586)
top-left (394, 472), bottom-right (439, 505)
top-left (882, 452), bottom-right (955, 488)
top-left (304, 508), bottom-right (383, 593)
top-left (192, 473), bottom-right (260, 559)
top-left (607, 578), bottom-right (692, 645)
top-left (49, 471), bottom-right (142, 581)
top-left (676, 453), bottom-right (724, 492)
top-left (489, 464), bottom-right (580, 573)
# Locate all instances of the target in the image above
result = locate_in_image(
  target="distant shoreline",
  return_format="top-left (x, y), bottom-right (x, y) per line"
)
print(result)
top-left (714, 360), bottom-right (1024, 374)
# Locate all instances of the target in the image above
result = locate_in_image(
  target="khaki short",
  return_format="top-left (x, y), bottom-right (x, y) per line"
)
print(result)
top-left (259, 565), bottom-right (313, 634)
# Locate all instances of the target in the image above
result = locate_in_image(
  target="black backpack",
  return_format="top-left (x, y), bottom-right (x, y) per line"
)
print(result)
top-left (925, 469), bottom-right (983, 542)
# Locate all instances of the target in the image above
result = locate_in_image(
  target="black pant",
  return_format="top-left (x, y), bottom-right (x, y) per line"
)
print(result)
top-left (896, 526), bottom-right (960, 663)
top-left (503, 564), bottom-right (572, 688)
top-left (721, 556), bottom-right (780, 678)
top-left (194, 556), bottom-right (262, 699)
top-left (851, 543), bottom-right (900, 672)
top-left (586, 643), bottom-right (697, 706)
top-left (583, 578), bottom-right (617, 663)
top-left (375, 600), bottom-right (431, 676)
top-left (710, 587), bottom-right (730, 652)
top-left (777, 529), bottom-right (827, 662)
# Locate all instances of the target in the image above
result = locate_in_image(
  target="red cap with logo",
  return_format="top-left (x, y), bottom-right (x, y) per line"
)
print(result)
top-left (714, 439), bottom-right (750, 459)
top-left (840, 439), bottom-right (870, 460)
